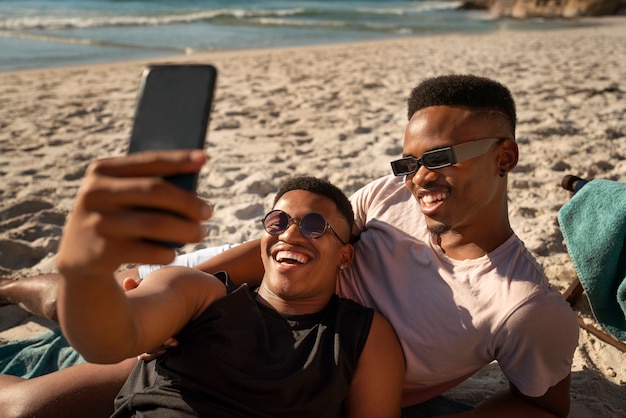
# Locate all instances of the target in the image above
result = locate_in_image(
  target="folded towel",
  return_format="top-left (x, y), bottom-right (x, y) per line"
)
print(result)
top-left (0, 327), bottom-right (84, 378)
top-left (558, 179), bottom-right (626, 341)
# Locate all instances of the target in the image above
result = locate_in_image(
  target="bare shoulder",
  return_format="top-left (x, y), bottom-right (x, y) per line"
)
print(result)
top-left (343, 311), bottom-right (405, 418)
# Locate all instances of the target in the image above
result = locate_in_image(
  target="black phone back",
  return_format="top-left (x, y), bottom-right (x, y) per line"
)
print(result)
top-left (128, 64), bottom-right (217, 192)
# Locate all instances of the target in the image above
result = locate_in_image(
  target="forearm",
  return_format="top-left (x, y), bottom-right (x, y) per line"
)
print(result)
top-left (0, 358), bottom-right (136, 418)
top-left (195, 239), bottom-right (264, 286)
top-left (441, 389), bottom-right (562, 418)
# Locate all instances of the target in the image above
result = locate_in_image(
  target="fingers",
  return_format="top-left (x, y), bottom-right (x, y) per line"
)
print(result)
top-left (82, 151), bottom-right (213, 222)
top-left (138, 337), bottom-right (179, 361)
top-left (92, 209), bottom-right (208, 247)
top-left (57, 150), bottom-right (213, 277)
top-left (80, 175), bottom-right (212, 228)
top-left (77, 151), bottom-right (213, 246)
top-left (88, 149), bottom-right (207, 179)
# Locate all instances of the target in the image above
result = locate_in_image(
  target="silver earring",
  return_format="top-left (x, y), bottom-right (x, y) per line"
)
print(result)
top-left (339, 264), bottom-right (344, 270)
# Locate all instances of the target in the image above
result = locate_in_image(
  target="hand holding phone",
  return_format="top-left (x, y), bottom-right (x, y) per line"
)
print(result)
top-left (128, 64), bottom-right (217, 247)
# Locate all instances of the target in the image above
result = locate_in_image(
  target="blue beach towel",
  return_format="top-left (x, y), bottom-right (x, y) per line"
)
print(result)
top-left (558, 179), bottom-right (626, 341)
top-left (0, 327), bottom-right (84, 378)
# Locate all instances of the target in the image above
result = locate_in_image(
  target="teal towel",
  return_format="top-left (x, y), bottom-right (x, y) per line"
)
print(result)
top-left (558, 179), bottom-right (626, 341)
top-left (0, 327), bottom-right (84, 378)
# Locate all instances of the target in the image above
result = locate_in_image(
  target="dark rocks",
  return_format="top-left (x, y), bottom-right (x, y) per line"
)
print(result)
top-left (457, 0), bottom-right (625, 18)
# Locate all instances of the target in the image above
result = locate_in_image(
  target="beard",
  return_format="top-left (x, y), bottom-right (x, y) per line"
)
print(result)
top-left (428, 223), bottom-right (451, 250)
top-left (427, 222), bottom-right (451, 237)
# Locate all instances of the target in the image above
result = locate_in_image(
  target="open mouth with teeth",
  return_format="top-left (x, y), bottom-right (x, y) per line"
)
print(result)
top-left (274, 250), bottom-right (310, 265)
top-left (421, 192), bottom-right (448, 207)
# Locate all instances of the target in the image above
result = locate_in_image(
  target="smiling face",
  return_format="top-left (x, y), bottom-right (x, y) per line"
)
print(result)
top-left (403, 105), bottom-right (518, 252)
top-left (258, 189), bottom-right (353, 314)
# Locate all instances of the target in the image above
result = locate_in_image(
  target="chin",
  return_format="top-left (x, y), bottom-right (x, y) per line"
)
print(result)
top-left (427, 223), bottom-right (451, 236)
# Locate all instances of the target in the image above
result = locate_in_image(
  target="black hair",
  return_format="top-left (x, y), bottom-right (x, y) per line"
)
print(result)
top-left (407, 74), bottom-right (516, 134)
top-left (273, 176), bottom-right (354, 237)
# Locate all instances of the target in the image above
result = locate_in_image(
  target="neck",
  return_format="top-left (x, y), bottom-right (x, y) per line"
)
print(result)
top-left (433, 217), bottom-right (513, 260)
top-left (256, 283), bottom-right (333, 315)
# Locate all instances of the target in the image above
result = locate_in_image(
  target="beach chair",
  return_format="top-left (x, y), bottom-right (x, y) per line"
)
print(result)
top-left (558, 175), bottom-right (626, 352)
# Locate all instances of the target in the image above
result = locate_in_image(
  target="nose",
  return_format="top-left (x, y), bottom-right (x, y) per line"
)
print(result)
top-left (278, 219), bottom-right (305, 241)
top-left (409, 164), bottom-right (440, 187)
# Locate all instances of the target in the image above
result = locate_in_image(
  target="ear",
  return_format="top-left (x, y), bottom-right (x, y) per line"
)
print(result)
top-left (339, 244), bottom-right (355, 269)
top-left (497, 139), bottom-right (518, 175)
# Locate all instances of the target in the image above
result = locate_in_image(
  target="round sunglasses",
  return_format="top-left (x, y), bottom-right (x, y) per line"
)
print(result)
top-left (261, 210), bottom-right (348, 245)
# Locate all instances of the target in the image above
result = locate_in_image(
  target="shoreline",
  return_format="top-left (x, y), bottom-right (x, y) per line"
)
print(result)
top-left (1, 15), bottom-right (622, 75)
top-left (1, 16), bottom-right (625, 415)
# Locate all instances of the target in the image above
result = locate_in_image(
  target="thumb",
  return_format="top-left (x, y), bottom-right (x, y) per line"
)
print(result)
top-left (122, 277), bottom-right (141, 292)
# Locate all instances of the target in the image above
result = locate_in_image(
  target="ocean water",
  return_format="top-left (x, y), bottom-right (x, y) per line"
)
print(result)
top-left (0, 0), bottom-right (589, 72)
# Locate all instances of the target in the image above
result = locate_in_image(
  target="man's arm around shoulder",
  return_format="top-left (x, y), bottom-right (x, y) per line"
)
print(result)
top-left (195, 239), bottom-right (264, 287)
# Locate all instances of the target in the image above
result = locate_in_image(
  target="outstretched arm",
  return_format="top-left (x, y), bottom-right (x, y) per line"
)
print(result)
top-left (0, 232), bottom-right (257, 327)
top-left (56, 150), bottom-right (224, 363)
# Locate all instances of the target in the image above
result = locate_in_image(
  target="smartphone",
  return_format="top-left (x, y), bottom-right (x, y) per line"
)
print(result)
top-left (128, 64), bottom-right (217, 247)
top-left (128, 64), bottom-right (217, 191)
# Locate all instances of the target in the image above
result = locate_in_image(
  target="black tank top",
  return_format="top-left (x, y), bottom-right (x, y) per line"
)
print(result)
top-left (113, 273), bottom-right (374, 417)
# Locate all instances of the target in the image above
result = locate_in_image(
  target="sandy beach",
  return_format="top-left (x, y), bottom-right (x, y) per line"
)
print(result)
top-left (1, 17), bottom-right (625, 416)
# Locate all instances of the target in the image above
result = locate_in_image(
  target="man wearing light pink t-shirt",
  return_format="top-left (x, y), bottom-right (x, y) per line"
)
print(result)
top-left (340, 174), bottom-right (576, 414)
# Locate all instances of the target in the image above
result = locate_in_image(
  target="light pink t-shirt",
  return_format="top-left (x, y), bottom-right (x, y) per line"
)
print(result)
top-left (336, 175), bottom-right (578, 406)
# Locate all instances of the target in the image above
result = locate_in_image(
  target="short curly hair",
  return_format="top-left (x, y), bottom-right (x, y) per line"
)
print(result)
top-left (272, 176), bottom-right (354, 236)
top-left (407, 74), bottom-right (516, 134)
